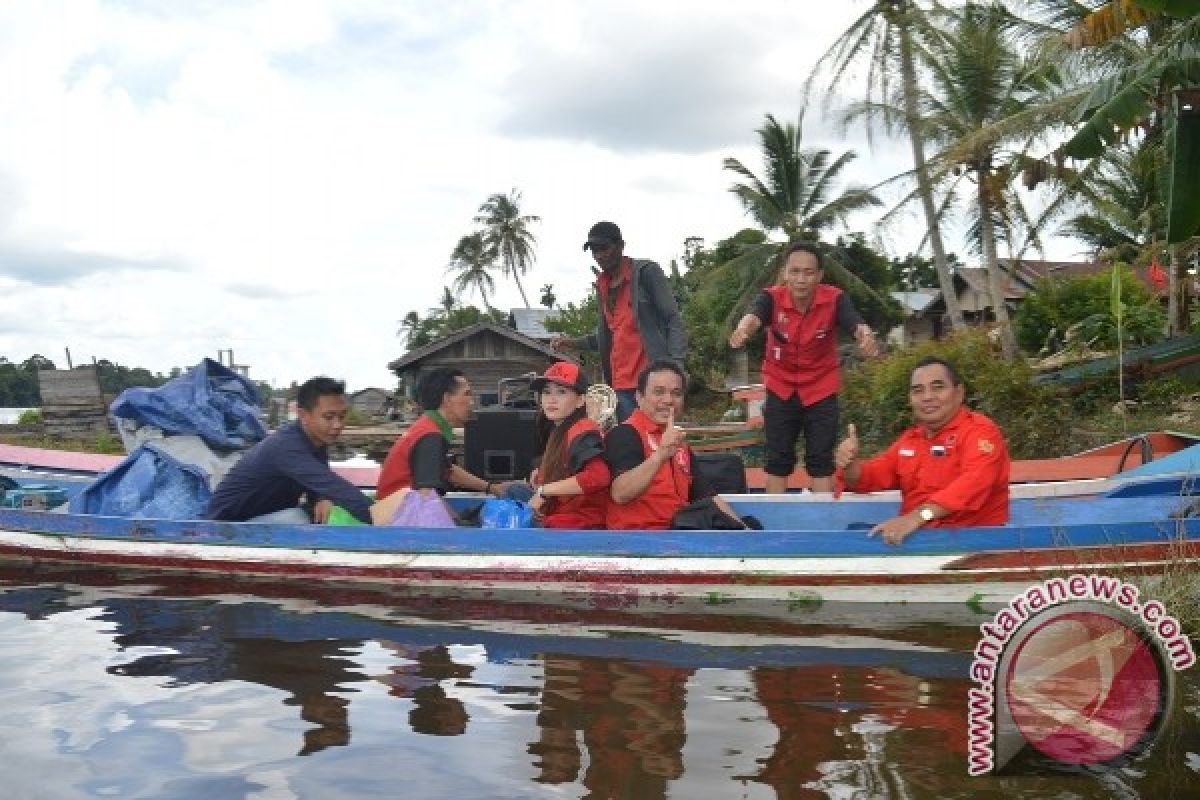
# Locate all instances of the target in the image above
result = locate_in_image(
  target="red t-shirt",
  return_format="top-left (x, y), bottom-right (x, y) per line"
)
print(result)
top-left (846, 407), bottom-right (1010, 526)
top-left (597, 258), bottom-right (649, 390)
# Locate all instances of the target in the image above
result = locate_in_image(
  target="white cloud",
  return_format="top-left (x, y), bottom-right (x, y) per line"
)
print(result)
top-left (0, 0), bottom-right (1079, 392)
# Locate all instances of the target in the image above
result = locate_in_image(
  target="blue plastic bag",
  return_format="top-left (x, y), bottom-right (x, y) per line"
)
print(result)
top-left (69, 443), bottom-right (212, 519)
top-left (109, 358), bottom-right (266, 450)
top-left (479, 498), bottom-right (534, 529)
top-left (389, 491), bottom-right (456, 528)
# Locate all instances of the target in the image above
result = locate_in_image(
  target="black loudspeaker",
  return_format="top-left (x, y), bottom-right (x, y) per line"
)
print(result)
top-left (464, 408), bottom-right (539, 481)
top-left (693, 452), bottom-right (748, 494)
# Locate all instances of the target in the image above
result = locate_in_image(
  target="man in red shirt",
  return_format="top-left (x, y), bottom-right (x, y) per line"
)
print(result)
top-left (605, 361), bottom-right (744, 530)
top-left (552, 221), bottom-right (686, 422)
top-left (729, 241), bottom-right (879, 494)
top-left (835, 356), bottom-right (1010, 545)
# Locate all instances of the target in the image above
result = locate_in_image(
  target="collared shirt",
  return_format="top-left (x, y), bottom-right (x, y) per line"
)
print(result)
top-left (846, 407), bottom-right (1010, 527)
top-left (597, 257), bottom-right (649, 390)
top-left (205, 421), bottom-right (372, 523)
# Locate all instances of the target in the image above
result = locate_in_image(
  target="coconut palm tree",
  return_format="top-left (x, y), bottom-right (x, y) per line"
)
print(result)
top-left (446, 233), bottom-right (497, 313)
top-left (910, 2), bottom-right (1061, 356)
top-left (807, 0), bottom-right (968, 331)
top-left (397, 310), bottom-right (422, 348)
top-left (1057, 136), bottom-right (1164, 263)
top-left (1033, 2), bottom-right (1200, 331)
top-left (475, 189), bottom-right (540, 309)
top-left (717, 113), bottom-right (890, 320)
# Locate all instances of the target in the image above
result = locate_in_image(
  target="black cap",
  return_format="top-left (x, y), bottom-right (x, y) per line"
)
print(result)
top-left (583, 221), bottom-right (622, 251)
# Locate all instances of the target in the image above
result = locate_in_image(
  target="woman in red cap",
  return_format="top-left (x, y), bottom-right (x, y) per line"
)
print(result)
top-left (529, 361), bottom-right (611, 529)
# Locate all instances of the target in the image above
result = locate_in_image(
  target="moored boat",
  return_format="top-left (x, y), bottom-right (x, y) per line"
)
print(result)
top-left (0, 475), bottom-right (1196, 618)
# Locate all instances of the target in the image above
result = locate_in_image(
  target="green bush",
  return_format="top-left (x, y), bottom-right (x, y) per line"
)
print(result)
top-left (1135, 375), bottom-right (1188, 410)
top-left (16, 408), bottom-right (41, 425)
top-left (1014, 268), bottom-right (1165, 354)
top-left (840, 330), bottom-right (1074, 459)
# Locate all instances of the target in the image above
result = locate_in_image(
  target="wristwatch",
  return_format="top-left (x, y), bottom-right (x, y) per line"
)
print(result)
top-left (918, 506), bottom-right (935, 524)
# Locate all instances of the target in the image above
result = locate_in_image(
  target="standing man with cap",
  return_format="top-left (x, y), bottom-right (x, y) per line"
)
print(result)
top-left (552, 221), bottom-right (686, 422)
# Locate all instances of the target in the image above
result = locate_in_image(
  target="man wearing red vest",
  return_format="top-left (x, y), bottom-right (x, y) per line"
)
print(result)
top-left (729, 241), bottom-right (879, 494)
top-left (605, 361), bottom-right (744, 530)
top-left (551, 221), bottom-right (687, 423)
top-left (377, 367), bottom-right (513, 502)
top-left (835, 356), bottom-right (1010, 545)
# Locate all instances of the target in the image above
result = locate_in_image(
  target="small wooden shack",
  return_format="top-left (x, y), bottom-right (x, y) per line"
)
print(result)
top-left (37, 367), bottom-right (113, 437)
top-left (349, 387), bottom-right (394, 419)
top-left (388, 322), bottom-right (575, 408)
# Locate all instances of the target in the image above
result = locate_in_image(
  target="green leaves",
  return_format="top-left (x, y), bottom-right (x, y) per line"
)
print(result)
top-left (1134, 0), bottom-right (1200, 18)
top-left (1166, 100), bottom-right (1200, 243)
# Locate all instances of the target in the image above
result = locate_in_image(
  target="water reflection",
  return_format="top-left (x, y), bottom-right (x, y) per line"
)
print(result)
top-left (531, 656), bottom-right (690, 797)
top-left (0, 571), bottom-right (1195, 799)
top-left (378, 644), bottom-right (473, 736)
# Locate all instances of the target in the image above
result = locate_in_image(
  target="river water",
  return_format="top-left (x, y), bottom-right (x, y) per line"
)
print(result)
top-left (0, 568), bottom-right (1196, 799)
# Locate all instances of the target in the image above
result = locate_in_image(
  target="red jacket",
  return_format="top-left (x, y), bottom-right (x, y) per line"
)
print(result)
top-left (847, 407), bottom-right (1010, 527)
top-left (377, 414), bottom-right (446, 501)
top-left (606, 409), bottom-right (693, 531)
top-left (537, 417), bottom-right (610, 529)
top-left (761, 283), bottom-right (842, 405)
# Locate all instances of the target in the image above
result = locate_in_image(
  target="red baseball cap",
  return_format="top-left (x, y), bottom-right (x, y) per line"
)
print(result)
top-left (531, 361), bottom-right (588, 394)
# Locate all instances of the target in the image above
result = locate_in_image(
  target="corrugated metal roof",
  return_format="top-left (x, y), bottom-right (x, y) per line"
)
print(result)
top-left (508, 308), bottom-right (560, 339)
top-left (890, 289), bottom-right (941, 315)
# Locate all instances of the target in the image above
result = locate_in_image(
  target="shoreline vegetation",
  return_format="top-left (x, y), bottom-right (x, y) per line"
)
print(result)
top-left (3, 332), bottom-right (1199, 460)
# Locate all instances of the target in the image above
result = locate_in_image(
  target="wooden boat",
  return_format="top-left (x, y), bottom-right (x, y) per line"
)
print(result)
top-left (0, 475), bottom-right (1195, 616)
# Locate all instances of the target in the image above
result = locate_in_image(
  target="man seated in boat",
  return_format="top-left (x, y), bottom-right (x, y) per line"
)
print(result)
top-left (206, 376), bottom-right (372, 524)
top-left (605, 360), bottom-right (746, 530)
top-left (376, 367), bottom-right (517, 502)
top-left (835, 356), bottom-right (1010, 546)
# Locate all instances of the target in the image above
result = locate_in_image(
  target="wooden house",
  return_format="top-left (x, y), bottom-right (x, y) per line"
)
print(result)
top-left (388, 322), bottom-right (576, 408)
top-left (348, 387), bottom-right (394, 420)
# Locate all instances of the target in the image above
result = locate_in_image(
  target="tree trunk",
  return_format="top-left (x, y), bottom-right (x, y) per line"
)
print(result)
top-left (978, 180), bottom-right (1018, 358)
top-left (900, 19), bottom-right (966, 333)
top-left (511, 270), bottom-right (532, 309)
top-left (1167, 244), bottom-right (1189, 335)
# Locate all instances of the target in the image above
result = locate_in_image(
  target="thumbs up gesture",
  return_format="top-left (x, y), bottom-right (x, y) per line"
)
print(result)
top-left (835, 423), bottom-right (860, 469)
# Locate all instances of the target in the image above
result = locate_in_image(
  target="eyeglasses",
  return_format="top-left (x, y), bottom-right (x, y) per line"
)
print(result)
top-left (589, 242), bottom-right (615, 254)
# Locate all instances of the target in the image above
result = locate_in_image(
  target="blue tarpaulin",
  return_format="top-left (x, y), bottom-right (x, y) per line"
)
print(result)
top-left (69, 443), bottom-right (212, 519)
top-left (109, 358), bottom-right (266, 450)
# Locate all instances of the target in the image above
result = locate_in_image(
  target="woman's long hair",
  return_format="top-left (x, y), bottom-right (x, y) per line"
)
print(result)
top-left (536, 405), bottom-right (588, 484)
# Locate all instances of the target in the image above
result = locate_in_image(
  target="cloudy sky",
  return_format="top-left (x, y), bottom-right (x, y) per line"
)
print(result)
top-left (0, 1), bottom-right (1070, 391)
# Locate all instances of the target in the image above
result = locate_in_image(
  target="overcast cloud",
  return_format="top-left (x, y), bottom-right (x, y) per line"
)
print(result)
top-left (0, 1), bottom-right (1075, 391)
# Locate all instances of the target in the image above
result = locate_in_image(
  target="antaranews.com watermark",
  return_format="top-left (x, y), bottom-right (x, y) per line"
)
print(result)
top-left (967, 573), bottom-right (1196, 776)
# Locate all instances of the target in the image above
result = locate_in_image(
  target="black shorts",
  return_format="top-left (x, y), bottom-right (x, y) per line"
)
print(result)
top-left (763, 391), bottom-right (839, 477)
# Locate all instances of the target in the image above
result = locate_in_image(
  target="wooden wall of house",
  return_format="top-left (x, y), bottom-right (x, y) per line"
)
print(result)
top-left (37, 367), bottom-right (113, 437)
top-left (399, 329), bottom-right (559, 407)
top-left (350, 388), bottom-right (392, 416)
